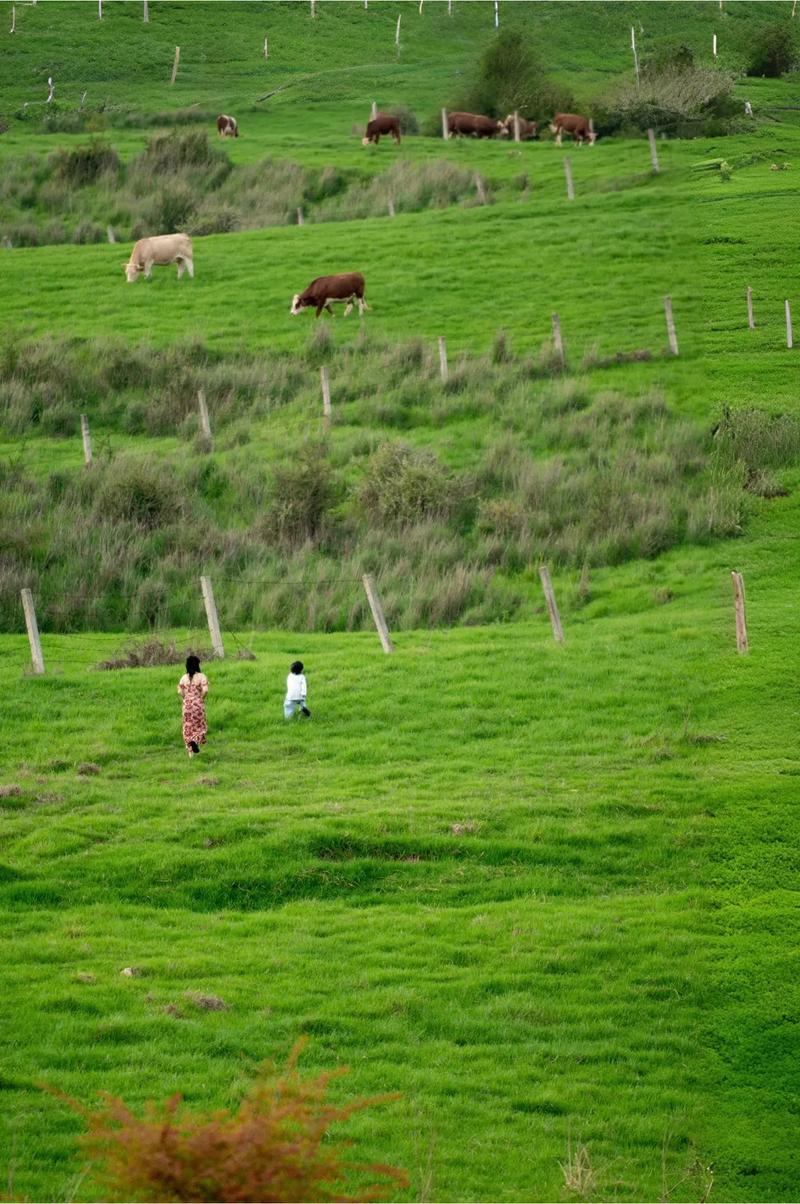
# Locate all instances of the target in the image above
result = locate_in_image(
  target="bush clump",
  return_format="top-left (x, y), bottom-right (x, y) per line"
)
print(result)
top-left (457, 29), bottom-right (573, 122)
top-left (359, 442), bottom-right (455, 528)
top-left (746, 22), bottom-right (799, 78)
top-left (261, 445), bottom-right (338, 549)
top-left (95, 458), bottom-right (182, 530)
top-left (595, 63), bottom-right (738, 138)
top-left (52, 139), bottom-right (119, 186)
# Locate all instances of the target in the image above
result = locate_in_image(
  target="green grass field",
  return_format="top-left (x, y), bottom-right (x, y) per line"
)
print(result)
top-left (1, 2), bottom-right (799, 1201)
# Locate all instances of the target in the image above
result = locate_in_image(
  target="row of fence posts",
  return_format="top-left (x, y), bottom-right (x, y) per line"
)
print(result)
top-left (73, 288), bottom-right (794, 466)
top-left (18, 568), bottom-right (750, 673)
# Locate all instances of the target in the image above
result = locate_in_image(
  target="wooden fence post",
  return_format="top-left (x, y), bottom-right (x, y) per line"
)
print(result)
top-left (310, 0), bottom-right (316, 16)
top-left (631, 25), bottom-right (640, 88)
top-left (474, 174), bottom-right (487, 204)
top-left (441, 107), bottom-right (448, 139)
top-left (746, 286), bottom-right (754, 330)
top-left (395, 13), bottom-right (401, 48)
top-left (20, 589), bottom-right (45, 675)
top-left (320, 364), bottom-right (332, 429)
top-left (200, 575), bottom-right (225, 659)
top-left (296, 206), bottom-right (304, 226)
top-left (494, 0), bottom-right (499, 27)
top-left (731, 570), bottom-right (748, 653)
top-left (538, 566), bottom-right (564, 644)
top-left (10, 5), bottom-right (15, 33)
top-left (647, 127), bottom-right (660, 173)
top-left (664, 295), bottom-right (679, 355)
top-left (197, 389), bottom-right (212, 443)
top-left (362, 574), bottom-right (394, 653)
top-left (371, 100), bottom-right (378, 120)
top-left (448, 0), bottom-right (452, 13)
top-left (551, 312), bottom-right (565, 368)
top-left (264, 34), bottom-right (268, 59)
top-left (438, 335), bottom-right (448, 383)
top-left (786, 299), bottom-right (794, 349)
top-left (170, 46), bottom-right (180, 85)
top-left (387, 196), bottom-right (396, 217)
top-left (563, 156), bottom-right (574, 201)
top-left (98, 0), bottom-right (102, 19)
top-left (106, 225), bottom-right (116, 243)
top-left (513, 110), bottom-right (521, 142)
top-left (143, 0), bottom-right (148, 22)
top-left (80, 414), bottom-right (93, 468)
top-left (712, 32), bottom-right (717, 58)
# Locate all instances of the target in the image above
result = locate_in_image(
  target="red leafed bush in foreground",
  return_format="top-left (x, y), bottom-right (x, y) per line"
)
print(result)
top-left (53, 1039), bottom-right (407, 1203)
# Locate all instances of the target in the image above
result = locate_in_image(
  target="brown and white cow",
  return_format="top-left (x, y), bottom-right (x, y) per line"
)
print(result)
top-left (501, 114), bottom-right (538, 140)
top-left (290, 272), bottom-right (368, 318)
top-left (216, 114), bottom-right (238, 138)
top-left (362, 113), bottom-right (401, 146)
top-left (549, 113), bottom-right (595, 146)
top-left (123, 233), bottom-right (194, 283)
top-left (447, 111), bottom-right (506, 139)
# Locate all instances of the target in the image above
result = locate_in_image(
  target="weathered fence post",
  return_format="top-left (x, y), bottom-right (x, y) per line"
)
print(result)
top-left (438, 335), bottom-right (448, 383)
top-left (264, 34), bottom-right (268, 59)
top-left (474, 174), bottom-right (487, 204)
top-left (746, 286), bottom-right (755, 330)
top-left (647, 127), bottom-right (660, 173)
top-left (441, 107), bottom-right (448, 139)
top-left (197, 389), bottom-right (212, 444)
top-left (143, 0), bottom-right (148, 22)
top-left (98, 0), bottom-right (102, 19)
top-left (387, 196), bottom-right (396, 217)
top-left (296, 206), bottom-right (304, 226)
top-left (631, 25), bottom-right (640, 88)
top-left (494, 0), bottom-right (499, 27)
top-left (362, 574), bottom-right (394, 653)
top-left (538, 566), bottom-right (565, 644)
top-left (371, 100), bottom-right (378, 120)
top-left (786, 299), bottom-right (794, 349)
top-left (200, 576), bottom-right (225, 659)
top-left (551, 312), bottom-right (565, 368)
top-left (21, 589), bottom-right (45, 675)
top-left (513, 110), bottom-right (521, 142)
top-left (712, 32), bottom-right (717, 58)
top-left (731, 571), bottom-right (748, 653)
top-left (10, 6), bottom-right (15, 33)
top-left (395, 13), bottom-right (401, 48)
top-left (106, 225), bottom-right (116, 243)
top-left (563, 156), bottom-right (574, 201)
top-left (448, 0), bottom-right (452, 13)
top-left (80, 414), bottom-right (93, 468)
top-left (321, 365), bottom-right (332, 429)
top-left (310, 0), bottom-right (316, 16)
top-left (170, 46), bottom-right (180, 85)
top-left (46, 76), bottom-right (55, 103)
top-left (664, 295), bottom-right (679, 355)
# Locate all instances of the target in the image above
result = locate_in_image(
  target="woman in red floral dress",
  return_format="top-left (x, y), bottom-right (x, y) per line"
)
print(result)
top-left (177, 654), bottom-right (209, 757)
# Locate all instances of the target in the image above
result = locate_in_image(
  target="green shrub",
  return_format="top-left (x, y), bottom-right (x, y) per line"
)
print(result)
top-left (359, 441), bottom-right (455, 528)
top-left (51, 139), bottom-right (119, 186)
top-left (388, 104), bottom-right (419, 134)
top-left (260, 444), bottom-right (338, 549)
top-left (458, 29), bottom-right (574, 122)
top-left (95, 459), bottom-right (182, 530)
top-left (746, 22), bottom-right (799, 78)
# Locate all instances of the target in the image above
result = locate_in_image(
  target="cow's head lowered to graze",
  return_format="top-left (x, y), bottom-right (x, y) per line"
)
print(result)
top-left (123, 259), bottom-right (143, 283)
top-left (290, 293), bottom-right (306, 315)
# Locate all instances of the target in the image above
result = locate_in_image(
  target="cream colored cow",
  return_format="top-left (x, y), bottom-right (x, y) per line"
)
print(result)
top-left (123, 233), bottom-right (194, 283)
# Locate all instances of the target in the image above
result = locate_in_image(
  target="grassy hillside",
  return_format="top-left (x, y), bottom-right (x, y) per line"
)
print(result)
top-left (1, 2), bottom-right (799, 1202)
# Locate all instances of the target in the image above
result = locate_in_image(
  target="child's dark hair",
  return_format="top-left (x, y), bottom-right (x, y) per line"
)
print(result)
top-left (290, 660), bottom-right (304, 674)
top-left (186, 654), bottom-right (201, 679)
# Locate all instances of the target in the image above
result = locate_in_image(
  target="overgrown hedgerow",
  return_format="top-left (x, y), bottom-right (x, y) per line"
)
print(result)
top-left (0, 336), bottom-right (791, 633)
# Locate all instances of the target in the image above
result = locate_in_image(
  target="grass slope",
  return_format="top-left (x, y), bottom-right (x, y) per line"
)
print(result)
top-left (1, 3), bottom-right (799, 1201)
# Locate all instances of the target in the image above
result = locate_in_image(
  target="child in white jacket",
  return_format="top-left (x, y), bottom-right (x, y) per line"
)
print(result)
top-left (284, 660), bottom-right (311, 719)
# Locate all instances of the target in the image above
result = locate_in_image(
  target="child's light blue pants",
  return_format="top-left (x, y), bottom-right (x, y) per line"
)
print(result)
top-left (284, 699), bottom-right (306, 719)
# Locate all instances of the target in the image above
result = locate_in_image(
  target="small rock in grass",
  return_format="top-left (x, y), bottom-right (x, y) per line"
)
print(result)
top-left (185, 991), bottom-right (228, 1012)
top-left (75, 971), bottom-right (96, 984)
top-left (0, 784), bottom-right (22, 798)
top-left (120, 966), bottom-right (142, 978)
top-left (77, 762), bottom-right (102, 776)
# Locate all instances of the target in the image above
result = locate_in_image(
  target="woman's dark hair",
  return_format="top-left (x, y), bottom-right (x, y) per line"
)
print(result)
top-left (290, 660), bottom-right (304, 674)
top-left (186, 654), bottom-right (201, 680)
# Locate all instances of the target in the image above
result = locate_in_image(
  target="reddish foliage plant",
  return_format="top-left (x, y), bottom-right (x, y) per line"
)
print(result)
top-left (51, 1039), bottom-right (407, 1203)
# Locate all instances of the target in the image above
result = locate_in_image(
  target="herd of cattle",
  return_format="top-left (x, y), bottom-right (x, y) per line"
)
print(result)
top-left (122, 107), bottom-right (595, 297)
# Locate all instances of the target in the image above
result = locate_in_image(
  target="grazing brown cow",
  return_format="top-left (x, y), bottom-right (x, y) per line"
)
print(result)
top-left (447, 111), bottom-right (506, 139)
top-left (362, 113), bottom-right (401, 146)
top-left (290, 272), bottom-right (368, 318)
top-left (502, 113), bottom-right (538, 140)
top-left (549, 113), bottom-right (595, 146)
top-left (216, 114), bottom-right (238, 138)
